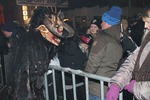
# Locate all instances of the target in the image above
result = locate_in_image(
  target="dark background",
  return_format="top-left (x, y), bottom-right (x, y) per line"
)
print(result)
top-left (0, 0), bottom-right (150, 23)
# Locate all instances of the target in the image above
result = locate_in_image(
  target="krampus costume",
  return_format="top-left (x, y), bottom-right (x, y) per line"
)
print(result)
top-left (5, 7), bottom-right (74, 100)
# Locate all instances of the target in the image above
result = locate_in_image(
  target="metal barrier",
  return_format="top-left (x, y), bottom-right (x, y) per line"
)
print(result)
top-left (44, 65), bottom-right (123, 100)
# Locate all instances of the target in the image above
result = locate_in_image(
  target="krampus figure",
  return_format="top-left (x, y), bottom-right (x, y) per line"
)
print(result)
top-left (5, 7), bottom-right (74, 100)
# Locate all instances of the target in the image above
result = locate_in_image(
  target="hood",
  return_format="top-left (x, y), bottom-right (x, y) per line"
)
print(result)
top-left (104, 25), bottom-right (121, 42)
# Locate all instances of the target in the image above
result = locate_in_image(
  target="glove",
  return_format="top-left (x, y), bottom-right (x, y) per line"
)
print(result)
top-left (124, 80), bottom-right (136, 94)
top-left (106, 83), bottom-right (120, 100)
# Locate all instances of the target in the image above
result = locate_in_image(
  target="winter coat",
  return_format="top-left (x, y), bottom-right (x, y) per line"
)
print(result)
top-left (118, 33), bottom-right (137, 68)
top-left (110, 33), bottom-right (150, 100)
top-left (84, 25), bottom-right (123, 96)
top-left (58, 37), bottom-right (87, 100)
top-left (0, 32), bottom-right (9, 54)
top-left (58, 37), bottom-right (87, 84)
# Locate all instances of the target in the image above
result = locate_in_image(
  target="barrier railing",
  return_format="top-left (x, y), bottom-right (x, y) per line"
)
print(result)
top-left (44, 65), bottom-right (123, 100)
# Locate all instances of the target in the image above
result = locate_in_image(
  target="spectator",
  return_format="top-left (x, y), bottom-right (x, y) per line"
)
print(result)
top-left (58, 34), bottom-right (93, 100)
top-left (106, 6), bottom-right (150, 100)
top-left (0, 21), bottom-right (27, 99)
top-left (1, 21), bottom-right (27, 52)
top-left (129, 15), bottom-right (144, 46)
top-left (119, 19), bottom-right (138, 100)
top-left (119, 19), bottom-right (138, 67)
top-left (1, 21), bottom-right (26, 76)
top-left (3, 21), bottom-right (20, 37)
top-left (84, 6), bottom-right (123, 100)
top-left (87, 19), bottom-right (101, 38)
top-left (121, 19), bottom-right (128, 33)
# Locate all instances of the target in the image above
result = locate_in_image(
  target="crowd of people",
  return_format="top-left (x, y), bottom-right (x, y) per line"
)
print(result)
top-left (0, 5), bottom-right (150, 100)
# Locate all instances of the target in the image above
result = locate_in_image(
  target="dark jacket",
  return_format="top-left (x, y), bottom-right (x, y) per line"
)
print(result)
top-left (118, 33), bottom-right (137, 68)
top-left (58, 37), bottom-right (87, 83)
top-left (58, 36), bottom-right (87, 100)
top-left (0, 32), bottom-right (9, 54)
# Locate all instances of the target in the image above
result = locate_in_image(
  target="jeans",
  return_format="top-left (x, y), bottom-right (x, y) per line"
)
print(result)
top-left (89, 93), bottom-right (106, 100)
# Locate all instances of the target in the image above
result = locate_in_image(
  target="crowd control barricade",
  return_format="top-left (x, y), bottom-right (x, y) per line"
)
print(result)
top-left (44, 65), bottom-right (123, 100)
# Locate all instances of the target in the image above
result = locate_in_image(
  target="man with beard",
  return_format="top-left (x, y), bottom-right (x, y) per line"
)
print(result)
top-left (106, 6), bottom-right (150, 100)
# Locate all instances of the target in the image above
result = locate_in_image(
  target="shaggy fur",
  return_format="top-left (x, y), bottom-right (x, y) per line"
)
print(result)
top-left (6, 7), bottom-right (62, 100)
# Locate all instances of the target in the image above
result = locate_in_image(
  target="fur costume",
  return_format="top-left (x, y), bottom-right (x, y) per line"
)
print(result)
top-left (5, 7), bottom-right (74, 100)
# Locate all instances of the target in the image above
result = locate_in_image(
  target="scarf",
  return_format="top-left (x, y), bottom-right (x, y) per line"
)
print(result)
top-left (132, 31), bottom-right (150, 81)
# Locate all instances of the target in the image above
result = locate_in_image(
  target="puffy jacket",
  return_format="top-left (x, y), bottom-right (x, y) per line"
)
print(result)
top-left (85, 25), bottom-right (123, 96)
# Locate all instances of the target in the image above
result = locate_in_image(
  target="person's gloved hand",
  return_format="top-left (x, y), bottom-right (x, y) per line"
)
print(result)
top-left (106, 83), bottom-right (120, 100)
top-left (124, 80), bottom-right (136, 94)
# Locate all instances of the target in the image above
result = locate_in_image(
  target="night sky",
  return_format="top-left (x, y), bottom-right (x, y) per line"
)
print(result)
top-left (1, 0), bottom-right (150, 10)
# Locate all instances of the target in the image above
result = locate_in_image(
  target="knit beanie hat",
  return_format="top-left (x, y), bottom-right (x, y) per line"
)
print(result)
top-left (90, 19), bottom-right (102, 29)
top-left (3, 21), bottom-right (18, 32)
top-left (102, 6), bottom-right (122, 25)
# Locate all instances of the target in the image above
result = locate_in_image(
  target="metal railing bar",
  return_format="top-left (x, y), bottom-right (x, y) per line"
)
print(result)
top-left (62, 71), bottom-right (66, 100)
top-left (100, 81), bottom-right (104, 100)
top-left (52, 69), bottom-right (57, 100)
top-left (44, 72), bottom-right (49, 100)
top-left (49, 65), bottom-right (110, 82)
top-left (45, 65), bottom-right (123, 100)
top-left (85, 77), bottom-right (89, 100)
top-left (72, 74), bottom-right (77, 100)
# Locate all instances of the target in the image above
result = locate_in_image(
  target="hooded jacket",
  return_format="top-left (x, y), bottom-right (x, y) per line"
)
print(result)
top-left (84, 25), bottom-right (123, 96)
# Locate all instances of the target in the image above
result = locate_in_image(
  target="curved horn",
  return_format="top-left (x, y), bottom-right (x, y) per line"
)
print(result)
top-left (61, 22), bottom-right (75, 38)
top-left (43, 16), bottom-right (74, 38)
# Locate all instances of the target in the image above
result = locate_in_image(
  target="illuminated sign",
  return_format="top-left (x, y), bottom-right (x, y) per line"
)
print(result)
top-left (16, 0), bottom-right (57, 6)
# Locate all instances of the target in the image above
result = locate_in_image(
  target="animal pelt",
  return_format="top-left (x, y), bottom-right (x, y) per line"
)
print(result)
top-left (5, 7), bottom-right (61, 100)
top-left (5, 6), bottom-right (74, 99)
top-left (6, 30), bottom-right (53, 100)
